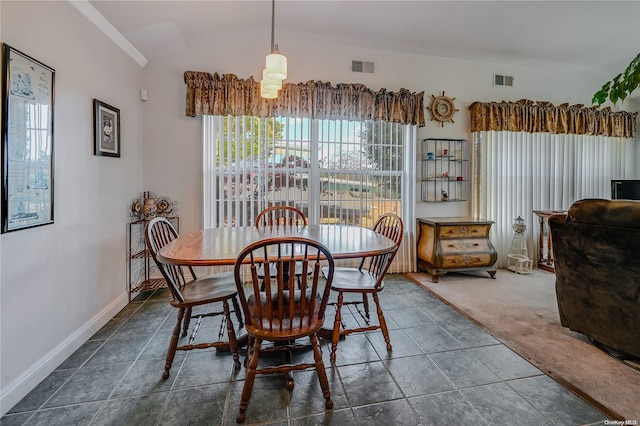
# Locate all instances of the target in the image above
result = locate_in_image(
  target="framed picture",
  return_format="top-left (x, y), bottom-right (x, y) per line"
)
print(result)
top-left (1, 44), bottom-right (55, 233)
top-left (93, 99), bottom-right (120, 158)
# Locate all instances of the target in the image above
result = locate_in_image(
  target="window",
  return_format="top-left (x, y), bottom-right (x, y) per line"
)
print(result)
top-left (204, 115), bottom-right (416, 272)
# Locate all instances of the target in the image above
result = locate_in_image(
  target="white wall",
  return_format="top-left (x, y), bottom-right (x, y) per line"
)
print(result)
top-left (0, 1), bottom-right (143, 414)
top-left (142, 31), bottom-right (634, 235)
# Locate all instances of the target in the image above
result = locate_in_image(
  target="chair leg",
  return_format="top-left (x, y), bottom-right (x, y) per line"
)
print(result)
top-left (231, 296), bottom-right (244, 327)
top-left (164, 308), bottom-right (184, 379)
top-left (330, 292), bottom-right (344, 362)
top-left (362, 293), bottom-right (370, 320)
top-left (223, 300), bottom-right (241, 369)
top-left (285, 349), bottom-right (294, 390)
top-left (237, 338), bottom-right (262, 423)
top-left (182, 307), bottom-right (192, 337)
top-left (373, 292), bottom-right (392, 351)
top-left (310, 334), bottom-right (333, 409)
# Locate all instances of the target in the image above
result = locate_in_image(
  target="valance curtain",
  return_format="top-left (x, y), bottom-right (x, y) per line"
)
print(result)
top-left (184, 71), bottom-right (425, 126)
top-left (469, 99), bottom-right (637, 139)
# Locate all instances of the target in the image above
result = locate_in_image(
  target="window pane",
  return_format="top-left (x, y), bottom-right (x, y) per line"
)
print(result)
top-left (208, 116), bottom-right (403, 228)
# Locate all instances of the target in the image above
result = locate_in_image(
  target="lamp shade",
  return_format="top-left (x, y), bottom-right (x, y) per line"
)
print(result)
top-left (260, 79), bottom-right (278, 99)
top-left (266, 51), bottom-right (287, 80)
top-left (262, 69), bottom-right (282, 90)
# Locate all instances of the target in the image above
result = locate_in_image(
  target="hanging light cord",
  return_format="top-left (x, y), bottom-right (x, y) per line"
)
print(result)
top-left (271, 0), bottom-right (277, 53)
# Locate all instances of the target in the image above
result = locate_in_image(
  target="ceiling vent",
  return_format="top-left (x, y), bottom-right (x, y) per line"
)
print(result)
top-left (352, 60), bottom-right (375, 74)
top-left (494, 74), bottom-right (514, 87)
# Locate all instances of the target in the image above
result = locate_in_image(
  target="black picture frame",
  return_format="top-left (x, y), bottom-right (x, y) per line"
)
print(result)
top-left (1, 44), bottom-right (55, 233)
top-left (93, 99), bottom-right (120, 158)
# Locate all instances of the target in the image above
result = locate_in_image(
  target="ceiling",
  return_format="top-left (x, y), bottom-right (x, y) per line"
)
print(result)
top-left (89, 1), bottom-right (640, 73)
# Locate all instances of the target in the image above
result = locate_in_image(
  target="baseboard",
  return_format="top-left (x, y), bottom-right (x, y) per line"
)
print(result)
top-left (0, 292), bottom-right (129, 416)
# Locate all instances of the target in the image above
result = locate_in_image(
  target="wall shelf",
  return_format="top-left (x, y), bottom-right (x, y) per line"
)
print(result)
top-left (421, 138), bottom-right (469, 202)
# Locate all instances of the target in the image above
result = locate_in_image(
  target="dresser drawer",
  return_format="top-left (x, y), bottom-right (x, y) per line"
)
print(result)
top-left (440, 239), bottom-right (492, 254)
top-left (442, 253), bottom-right (494, 268)
top-left (439, 225), bottom-right (488, 239)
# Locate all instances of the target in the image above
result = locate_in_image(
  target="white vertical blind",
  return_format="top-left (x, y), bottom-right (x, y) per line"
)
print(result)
top-left (473, 130), bottom-right (637, 267)
top-left (203, 116), bottom-right (417, 272)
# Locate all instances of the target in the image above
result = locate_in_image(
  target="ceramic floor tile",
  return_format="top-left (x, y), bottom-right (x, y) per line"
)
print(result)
top-left (351, 399), bottom-right (422, 426)
top-left (507, 375), bottom-right (608, 425)
top-left (462, 382), bottom-right (553, 425)
top-left (224, 376), bottom-right (290, 425)
top-left (367, 328), bottom-right (424, 359)
top-left (0, 411), bottom-right (34, 426)
top-left (404, 324), bottom-right (463, 354)
top-left (8, 369), bottom-right (75, 413)
top-left (92, 392), bottom-right (169, 426)
top-left (329, 333), bottom-right (381, 366)
top-left (172, 350), bottom-right (236, 388)
top-left (111, 356), bottom-right (183, 397)
top-left (287, 367), bottom-right (348, 418)
top-left (291, 408), bottom-right (356, 425)
top-left (467, 344), bottom-right (542, 380)
top-left (90, 317), bottom-right (127, 340)
top-left (110, 316), bottom-right (166, 340)
top-left (85, 335), bottom-right (151, 366)
top-left (409, 390), bottom-right (490, 426)
top-left (338, 361), bottom-right (403, 407)
top-left (438, 319), bottom-right (499, 348)
top-left (386, 306), bottom-right (437, 329)
top-left (113, 301), bottom-right (143, 318)
top-left (428, 349), bottom-right (502, 389)
top-left (25, 401), bottom-right (104, 426)
top-left (43, 362), bottom-right (132, 408)
top-left (56, 340), bottom-right (105, 371)
top-left (5, 275), bottom-right (610, 425)
top-left (157, 383), bottom-right (228, 426)
top-left (385, 355), bottom-right (455, 397)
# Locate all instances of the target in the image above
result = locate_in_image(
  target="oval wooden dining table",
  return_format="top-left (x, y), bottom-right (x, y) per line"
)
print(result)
top-left (157, 224), bottom-right (398, 345)
top-left (157, 224), bottom-right (397, 266)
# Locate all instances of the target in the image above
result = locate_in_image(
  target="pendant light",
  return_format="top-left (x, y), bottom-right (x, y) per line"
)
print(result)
top-left (261, 0), bottom-right (287, 98)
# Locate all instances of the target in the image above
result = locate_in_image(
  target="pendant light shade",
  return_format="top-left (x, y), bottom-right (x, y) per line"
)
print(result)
top-left (266, 46), bottom-right (287, 81)
top-left (262, 69), bottom-right (282, 90)
top-left (260, 79), bottom-right (278, 99)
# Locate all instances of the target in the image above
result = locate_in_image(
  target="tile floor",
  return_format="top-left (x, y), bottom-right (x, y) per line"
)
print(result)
top-left (2, 274), bottom-right (609, 425)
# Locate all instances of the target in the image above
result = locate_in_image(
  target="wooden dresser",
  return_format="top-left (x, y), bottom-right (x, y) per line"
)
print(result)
top-left (416, 217), bottom-right (498, 282)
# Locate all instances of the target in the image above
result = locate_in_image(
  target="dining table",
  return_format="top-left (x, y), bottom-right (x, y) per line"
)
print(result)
top-left (156, 223), bottom-right (398, 346)
top-left (157, 224), bottom-right (397, 267)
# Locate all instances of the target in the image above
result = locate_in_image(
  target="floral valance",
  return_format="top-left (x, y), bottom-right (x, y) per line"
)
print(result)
top-left (184, 71), bottom-right (425, 127)
top-left (469, 99), bottom-right (637, 139)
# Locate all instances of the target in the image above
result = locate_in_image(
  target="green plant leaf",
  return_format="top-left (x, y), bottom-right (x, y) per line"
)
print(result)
top-left (592, 53), bottom-right (640, 106)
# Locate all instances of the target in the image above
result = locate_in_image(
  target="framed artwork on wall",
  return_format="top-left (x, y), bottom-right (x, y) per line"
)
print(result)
top-left (93, 99), bottom-right (120, 158)
top-left (1, 43), bottom-right (55, 233)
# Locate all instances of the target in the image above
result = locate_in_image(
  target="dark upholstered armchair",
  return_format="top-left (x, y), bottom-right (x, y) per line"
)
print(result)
top-left (549, 199), bottom-right (640, 359)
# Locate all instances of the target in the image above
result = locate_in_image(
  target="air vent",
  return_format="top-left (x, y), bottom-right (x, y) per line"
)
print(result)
top-left (352, 60), bottom-right (375, 74)
top-left (494, 74), bottom-right (514, 87)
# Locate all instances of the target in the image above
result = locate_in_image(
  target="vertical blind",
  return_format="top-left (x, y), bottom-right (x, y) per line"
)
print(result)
top-left (203, 115), bottom-right (416, 273)
top-left (472, 130), bottom-right (637, 267)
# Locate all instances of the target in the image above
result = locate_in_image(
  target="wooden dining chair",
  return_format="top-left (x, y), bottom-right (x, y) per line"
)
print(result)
top-left (145, 217), bottom-right (242, 379)
top-left (255, 205), bottom-right (307, 228)
top-left (255, 205), bottom-right (310, 288)
top-left (233, 236), bottom-right (335, 423)
top-left (324, 212), bottom-right (404, 361)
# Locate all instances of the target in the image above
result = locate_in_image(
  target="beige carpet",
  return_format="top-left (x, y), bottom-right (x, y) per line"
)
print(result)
top-left (406, 269), bottom-right (640, 421)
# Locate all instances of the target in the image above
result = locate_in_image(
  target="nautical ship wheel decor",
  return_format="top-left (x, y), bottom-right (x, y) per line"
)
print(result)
top-left (429, 91), bottom-right (459, 127)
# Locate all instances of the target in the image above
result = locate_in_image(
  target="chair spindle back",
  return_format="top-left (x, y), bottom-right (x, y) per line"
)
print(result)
top-left (234, 237), bottom-right (334, 338)
top-left (145, 217), bottom-right (195, 303)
